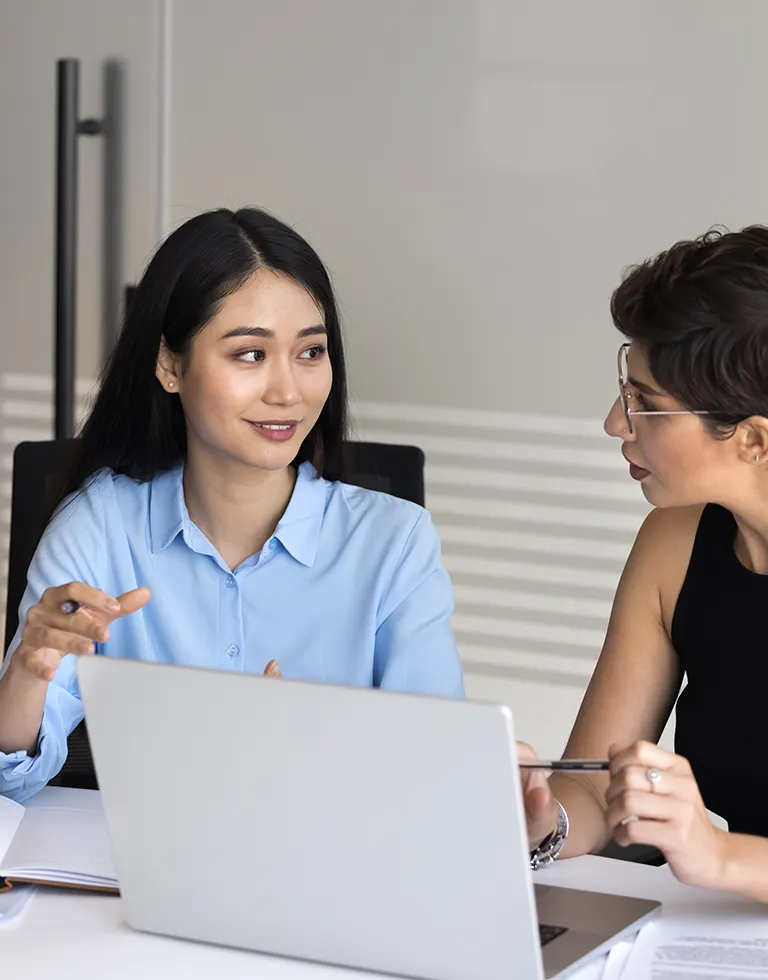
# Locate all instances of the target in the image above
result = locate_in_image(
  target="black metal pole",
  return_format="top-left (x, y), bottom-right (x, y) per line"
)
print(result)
top-left (55, 59), bottom-right (78, 440)
top-left (54, 59), bottom-right (103, 440)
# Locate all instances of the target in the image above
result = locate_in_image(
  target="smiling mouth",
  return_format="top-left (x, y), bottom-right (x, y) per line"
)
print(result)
top-left (245, 419), bottom-right (301, 443)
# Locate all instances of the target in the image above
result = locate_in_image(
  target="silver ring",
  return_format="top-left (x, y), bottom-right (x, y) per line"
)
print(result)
top-left (620, 815), bottom-right (639, 826)
top-left (646, 767), bottom-right (662, 791)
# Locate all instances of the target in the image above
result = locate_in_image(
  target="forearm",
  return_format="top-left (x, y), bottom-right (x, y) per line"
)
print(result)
top-left (719, 832), bottom-right (768, 902)
top-left (549, 772), bottom-right (610, 858)
top-left (0, 658), bottom-right (48, 755)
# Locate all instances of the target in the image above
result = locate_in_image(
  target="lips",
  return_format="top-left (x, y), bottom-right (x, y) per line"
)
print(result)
top-left (622, 449), bottom-right (650, 481)
top-left (248, 419), bottom-right (300, 428)
top-left (246, 419), bottom-right (300, 443)
top-left (628, 462), bottom-right (651, 481)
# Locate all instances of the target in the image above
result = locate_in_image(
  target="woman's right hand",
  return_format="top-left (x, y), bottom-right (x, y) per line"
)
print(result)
top-left (11, 583), bottom-right (152, 682)
top-left (517, 741), bottom-right (561, 849)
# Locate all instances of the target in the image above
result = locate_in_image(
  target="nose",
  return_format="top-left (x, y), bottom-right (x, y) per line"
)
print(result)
top-left (604, 396), bottom-right (633, 440)
top-left (262, 357), bottom-right (301, 407)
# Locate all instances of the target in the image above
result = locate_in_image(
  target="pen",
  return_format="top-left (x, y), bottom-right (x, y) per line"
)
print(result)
top-left (519, 759), bottom-right (610, 772)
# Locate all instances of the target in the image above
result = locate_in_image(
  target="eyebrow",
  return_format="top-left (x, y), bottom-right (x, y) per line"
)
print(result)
top-left (627, 375), bottom-right (664, 397)
top-left (221, 324), bottom-right (327, 340)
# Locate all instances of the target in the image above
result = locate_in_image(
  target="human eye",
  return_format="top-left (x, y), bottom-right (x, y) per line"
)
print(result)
top-left (634, 392), bottom-right (656, 412)
top-left (626, 387), bottom-right (655, 412)
top-left (235, 348), bottom-right (266, 363)
top-left (298, 344), bottom-right (327, 361)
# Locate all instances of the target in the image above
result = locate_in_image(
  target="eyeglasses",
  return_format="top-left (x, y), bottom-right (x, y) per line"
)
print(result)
top-left (618, 343), bottom-right (712, 435)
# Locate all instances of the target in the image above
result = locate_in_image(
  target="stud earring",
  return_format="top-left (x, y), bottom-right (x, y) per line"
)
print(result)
top-left (168, 382), bottom-right (174, 389)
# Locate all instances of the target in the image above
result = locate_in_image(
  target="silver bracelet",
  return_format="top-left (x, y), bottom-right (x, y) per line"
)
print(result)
top-left (529, 801), bottom-right (569, 871)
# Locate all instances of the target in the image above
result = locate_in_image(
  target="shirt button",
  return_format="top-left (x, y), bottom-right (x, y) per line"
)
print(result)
top-left (225, 576), bottom-right (235, 588)
top-left (226, 644), bottom-right (239, 658)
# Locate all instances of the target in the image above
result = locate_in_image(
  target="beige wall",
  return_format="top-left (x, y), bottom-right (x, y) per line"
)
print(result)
top-left (0, 0), bottom-right (161, 382)
top-left (169, 1), bottom-right (768, 418)
top-left (166, 0), bottom-right (768, 752)
top-left (0, 0), bottom-right (162, 645)
top-left (3, 1), bottom-right (768, 753)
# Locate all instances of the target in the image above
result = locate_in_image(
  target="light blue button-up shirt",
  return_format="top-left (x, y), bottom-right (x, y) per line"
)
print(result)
top-left (0, 462), bottom-right (464, 801)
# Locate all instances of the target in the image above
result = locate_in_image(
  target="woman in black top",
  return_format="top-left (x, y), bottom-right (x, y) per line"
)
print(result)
top-left (523, 226), bottom-right (768, 901)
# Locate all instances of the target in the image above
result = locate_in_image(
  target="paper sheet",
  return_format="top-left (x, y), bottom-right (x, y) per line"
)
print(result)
top-left (621, 920), bottom-right (768, 979)
top-left (601, 940), bottom-right (634, 980)
top-left (0, 795), bottom-right (25, 865)
top-left (0, 884), bottom-right (36, 928)
top-left (1, 806), bottom-right (117, 884)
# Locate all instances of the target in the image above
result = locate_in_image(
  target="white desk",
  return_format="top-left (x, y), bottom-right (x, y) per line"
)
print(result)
top-left (3, 855), bottom-right (763, 980)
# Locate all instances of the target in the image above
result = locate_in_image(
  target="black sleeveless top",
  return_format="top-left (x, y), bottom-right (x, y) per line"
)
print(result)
top-left (672, 503), bottom-right (768, 836)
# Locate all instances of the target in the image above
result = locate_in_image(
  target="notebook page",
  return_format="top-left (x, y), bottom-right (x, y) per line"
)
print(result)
top-left (0, 796), bottom-right (25, 867)
top-left (22, 786), bottom-right (103, 814)
top-left (0, 805), bottom-right (117, 885)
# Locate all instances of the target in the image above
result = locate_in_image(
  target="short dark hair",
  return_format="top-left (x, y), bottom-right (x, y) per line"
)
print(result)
top-left (53, 207), bottom-right (348, 511)
top-left (610, 225), bottom-right (768, 436)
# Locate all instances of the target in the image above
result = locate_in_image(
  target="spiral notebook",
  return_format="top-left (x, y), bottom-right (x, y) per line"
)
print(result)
top-left (0, 786), bottom-right (118, 894)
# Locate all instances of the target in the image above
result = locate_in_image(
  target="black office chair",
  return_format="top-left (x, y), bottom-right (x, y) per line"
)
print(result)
top-left (342, 441), bottom-right (424, 506)
top-left (4, 439), bottom-right (79, 655)
top-left (3, 438), bottom-right (426, 789)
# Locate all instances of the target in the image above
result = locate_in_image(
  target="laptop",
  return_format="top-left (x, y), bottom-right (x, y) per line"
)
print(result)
top-left (77, 657), bottom-right (659, 980)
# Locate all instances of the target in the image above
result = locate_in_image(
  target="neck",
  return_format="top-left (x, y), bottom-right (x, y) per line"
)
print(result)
top-left (182, 443), bottom-right (297, 570)
top-left (725, 487), bottom-right (768, 574)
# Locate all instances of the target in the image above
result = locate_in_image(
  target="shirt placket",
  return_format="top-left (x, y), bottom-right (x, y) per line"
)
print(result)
top-left (219, 570), bottom-right (245, 672)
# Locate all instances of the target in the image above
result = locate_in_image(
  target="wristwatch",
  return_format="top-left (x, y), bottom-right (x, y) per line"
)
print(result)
top-left (529, 802), bottom-right (569, 871)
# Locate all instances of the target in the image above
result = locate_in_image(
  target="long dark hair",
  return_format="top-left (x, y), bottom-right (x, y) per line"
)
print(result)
top-left (52, 207), bottom-right (348, 512)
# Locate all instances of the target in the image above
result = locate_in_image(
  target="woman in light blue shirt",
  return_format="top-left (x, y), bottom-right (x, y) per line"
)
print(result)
top-left (0, 207), bottom-right (464, 802)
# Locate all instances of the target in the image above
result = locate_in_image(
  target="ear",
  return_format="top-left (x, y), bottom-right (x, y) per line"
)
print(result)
top-left (155, 338), bottom-right (181, 394)
top-left (736, 417), bottom-right (768, 465)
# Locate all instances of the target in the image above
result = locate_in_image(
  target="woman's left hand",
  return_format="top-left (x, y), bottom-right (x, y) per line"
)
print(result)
top-left (606, 740), bottom-right (728, 889)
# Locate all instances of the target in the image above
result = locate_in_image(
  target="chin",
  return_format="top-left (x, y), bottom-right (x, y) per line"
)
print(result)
top-left (221, 440), bottom-right (300, 473)
top-left (639, 480), bottom-right (695, 510)
top-left (248, 448), bottom-right (301, 472)
top-left (639, 481), bottom-right (656, 504)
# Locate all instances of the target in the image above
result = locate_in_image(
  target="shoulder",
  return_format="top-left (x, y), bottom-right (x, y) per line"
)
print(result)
top-left (624, 504), bottom-right (706, 630)
top-left (319, 479), bottom-right (443, 577)
top-left (325, 479), bottom-right (432, 544)
top-left (45, 469), bottom-right (148, 537)
top-left (46, 468), bottom-right (115, 530)
top-left (631, 504), bottom-right (705, 560)
top-left (322, 482), bottom-right (447, 618)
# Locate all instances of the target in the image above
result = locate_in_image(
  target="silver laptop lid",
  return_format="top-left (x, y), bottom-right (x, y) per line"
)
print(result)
top-left (78, 656), bottom-right (544, 980)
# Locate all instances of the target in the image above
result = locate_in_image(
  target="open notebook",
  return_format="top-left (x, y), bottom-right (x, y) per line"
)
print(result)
top-left (0, 786), bottom-right (118, 893)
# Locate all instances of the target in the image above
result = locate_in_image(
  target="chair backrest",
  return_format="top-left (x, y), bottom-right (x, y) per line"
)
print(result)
top-left (4, 439), bottom-right (78, 653)
top-left (3, 438), bottom-right (426, 789)
top-left (342, 441), bottom-right (425, 507)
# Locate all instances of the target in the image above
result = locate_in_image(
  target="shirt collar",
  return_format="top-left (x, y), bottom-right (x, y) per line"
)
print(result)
top-left (149, 461), bottom-right (327, 567)
top-left (272, 462), bottom-right (327, 567)
top-left (149, 465), bottom-right (187, 554)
